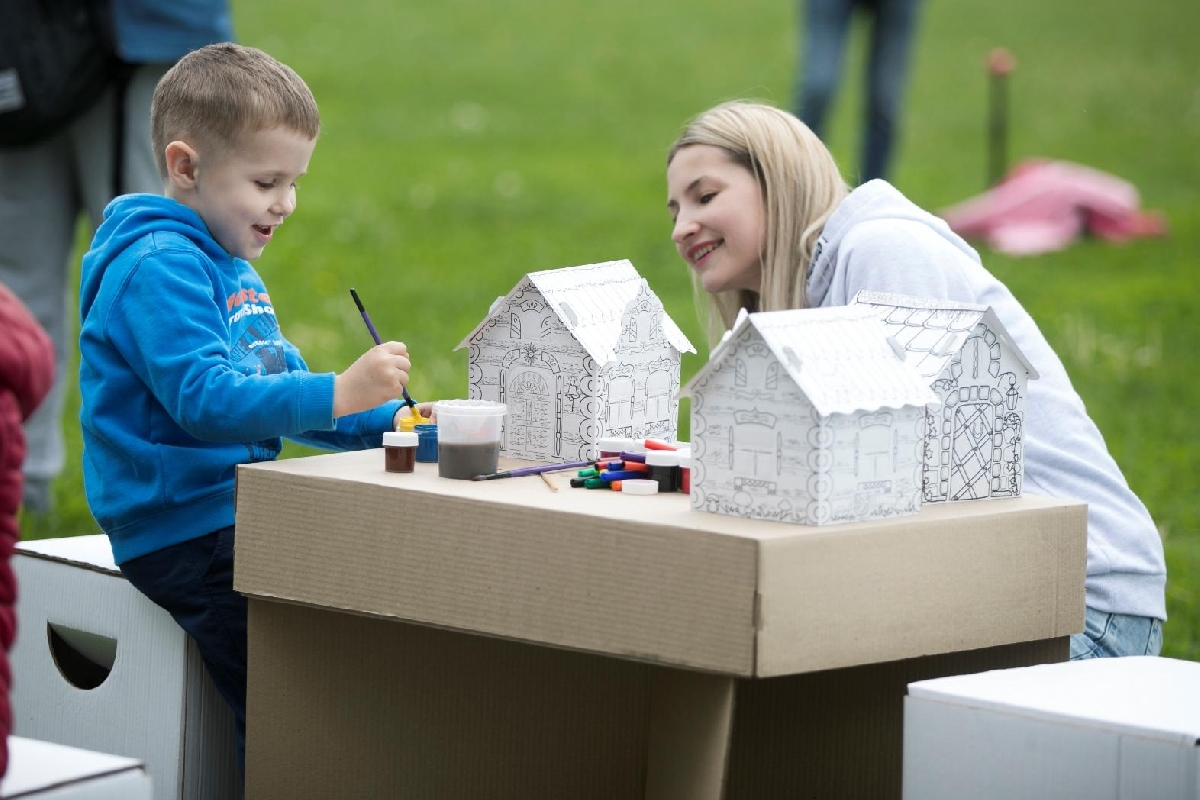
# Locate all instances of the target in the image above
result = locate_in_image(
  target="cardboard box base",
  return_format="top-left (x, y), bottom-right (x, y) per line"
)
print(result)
top-left (12, 538), bottom-right (238, 800)
top-left (903, 657), bottom-right (1200, 800)
top-left (2, 736), bottom-right (152, 799)
top-left (247, 599), bottom-right (1065, 800)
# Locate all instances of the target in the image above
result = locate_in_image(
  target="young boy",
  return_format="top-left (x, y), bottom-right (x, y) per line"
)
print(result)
top-left (78, 43), bottom-right (415, 779)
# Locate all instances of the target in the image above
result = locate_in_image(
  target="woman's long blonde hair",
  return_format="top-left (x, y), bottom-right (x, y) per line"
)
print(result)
top-left (667, 101), bottom-right (848, 345)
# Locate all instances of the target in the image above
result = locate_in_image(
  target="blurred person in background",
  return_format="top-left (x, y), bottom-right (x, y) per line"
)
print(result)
top-left (793, 0), bottom-right (923, 183)
top-left (0, 283), bottom-right (55, 777)
top-left (0, 1), bottom-right (233, 513)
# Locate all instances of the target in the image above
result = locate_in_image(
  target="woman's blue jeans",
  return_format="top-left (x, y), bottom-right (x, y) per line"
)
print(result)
top-left (1069, 606), bottom-right (1163, 660)
top-left (794, 0), bottom-right (923, 182)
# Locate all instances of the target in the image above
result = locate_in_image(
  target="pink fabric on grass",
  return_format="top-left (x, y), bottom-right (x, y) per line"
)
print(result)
top-left (939, 159), bottom-right (1167, 256)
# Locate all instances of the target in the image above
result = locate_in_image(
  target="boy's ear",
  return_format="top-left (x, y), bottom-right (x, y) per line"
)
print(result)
top-left (164, 140), bottom-right (200, 189)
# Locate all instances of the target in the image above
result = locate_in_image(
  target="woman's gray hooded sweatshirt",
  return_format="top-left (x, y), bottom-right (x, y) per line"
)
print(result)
top-left (805, 180), bottom-right (1165, 620)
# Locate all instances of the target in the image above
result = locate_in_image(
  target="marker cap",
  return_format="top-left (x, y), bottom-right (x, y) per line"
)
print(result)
top-left (645, 451), bottom-right (680, 467)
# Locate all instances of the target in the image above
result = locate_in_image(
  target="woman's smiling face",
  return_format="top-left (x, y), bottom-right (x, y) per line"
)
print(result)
top-left (667, 144), bottom-right (766, 295)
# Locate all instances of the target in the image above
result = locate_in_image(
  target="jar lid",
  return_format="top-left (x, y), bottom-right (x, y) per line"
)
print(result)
top-left (383, 431), bottom-right (419, 446)
top-left (619, 479), bottom-right (659, 495)
top-left (396, 411), bottom-right (429, 431)
top-left (645, 451), bottom-right (680, 467)
top-left (433, 399), bottom-right (507, 417)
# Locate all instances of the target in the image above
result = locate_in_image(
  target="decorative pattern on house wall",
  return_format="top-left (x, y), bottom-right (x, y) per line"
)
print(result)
top-left (850, 291), bottom-right (1039, 503)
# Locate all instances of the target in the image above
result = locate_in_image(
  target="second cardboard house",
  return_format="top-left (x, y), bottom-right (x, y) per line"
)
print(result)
top-left (454, 260), bottom-right (695, 462)
top-left (850, 291), bottom-right (1039, 503)
top-left (680, 307), bottom-right (938, 525)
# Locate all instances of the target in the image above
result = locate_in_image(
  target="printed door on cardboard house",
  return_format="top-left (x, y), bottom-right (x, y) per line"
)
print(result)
top-left (950, 401), bottom-right (995, 500)
top-left (502, 364), bottom-right (560, 458)
top-left (947, 333), bottom-right (1003, 501)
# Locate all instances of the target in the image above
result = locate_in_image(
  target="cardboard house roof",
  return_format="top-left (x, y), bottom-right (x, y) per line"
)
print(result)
top-left (680, 306), bottom-right (939, 416)
top-left (453, 259), bottom-right (695, 366)
top-left (851, 290), bottom-right (1040, 380)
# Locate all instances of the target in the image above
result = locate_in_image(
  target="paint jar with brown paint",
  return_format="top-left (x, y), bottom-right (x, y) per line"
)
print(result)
top-left (382, 431), bottom-right (418, 473)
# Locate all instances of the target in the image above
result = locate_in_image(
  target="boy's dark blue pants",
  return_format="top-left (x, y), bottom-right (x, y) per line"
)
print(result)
top-left (119, 525), bottom-right (247, 781)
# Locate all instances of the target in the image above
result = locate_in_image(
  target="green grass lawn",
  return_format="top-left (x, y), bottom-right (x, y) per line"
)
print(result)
top-left (20, 0), bottom-right (1199, 659)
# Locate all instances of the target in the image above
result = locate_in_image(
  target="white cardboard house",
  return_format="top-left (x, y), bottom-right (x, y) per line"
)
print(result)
top-left (850, 291), bottom-right (1039, 503)
top-left (454, 260), bottom-right (695, 462)
top-left (680, 306), bottom-right (939, 526)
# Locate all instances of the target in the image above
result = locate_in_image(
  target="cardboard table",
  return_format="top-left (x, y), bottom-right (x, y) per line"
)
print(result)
top-left (234, 449), bottom-right (1086, 799)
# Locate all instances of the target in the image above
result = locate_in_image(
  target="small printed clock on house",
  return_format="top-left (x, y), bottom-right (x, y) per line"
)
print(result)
top-left (850, 291), bottom-right (1039, 503)
top-left (680, 306), bottom-right (939, 526)
top-left (455, 259), bottom-right (695, 463)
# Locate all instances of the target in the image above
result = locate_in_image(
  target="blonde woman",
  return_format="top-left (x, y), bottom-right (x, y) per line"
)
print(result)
top-left (666, 100), bottom-right (1166, 659)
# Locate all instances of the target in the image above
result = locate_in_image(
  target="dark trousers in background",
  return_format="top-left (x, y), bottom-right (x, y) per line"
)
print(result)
top-left (119, 525), bottom-right (247, 787)
top-left (794, 0), bottom-right (923, 183)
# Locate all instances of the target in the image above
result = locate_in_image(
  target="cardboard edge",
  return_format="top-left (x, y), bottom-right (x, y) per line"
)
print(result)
top-left (1053, 502), bottom-right (1089, 636)
top-left (15, 538), bottom-right (120, 577)
top-left (904, 690), bottom-right (1200, 749)
top-left (238, 593), bottom-right (756, 677)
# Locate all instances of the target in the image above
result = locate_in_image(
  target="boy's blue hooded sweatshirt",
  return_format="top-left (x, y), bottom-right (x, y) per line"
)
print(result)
top-left (80, 194), bottom-right (401, 564)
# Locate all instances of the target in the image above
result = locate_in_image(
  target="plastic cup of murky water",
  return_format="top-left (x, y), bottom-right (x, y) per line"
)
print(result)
top-left (433, 400), bottom-right (507, 479)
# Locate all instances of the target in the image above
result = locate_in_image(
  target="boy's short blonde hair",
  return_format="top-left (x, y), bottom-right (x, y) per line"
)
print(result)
top-left (150, 42), bottom-right (320, 179)
top-left (668, 101), bottom-right (848, 345)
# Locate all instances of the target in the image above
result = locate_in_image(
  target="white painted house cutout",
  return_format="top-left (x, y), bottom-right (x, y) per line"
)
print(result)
top-left (455, 260), bottom-right (695, 462)
top-left (681, 306), bottom-right (939, 526)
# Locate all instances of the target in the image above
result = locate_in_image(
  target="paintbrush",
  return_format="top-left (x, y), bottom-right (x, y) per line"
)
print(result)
top-left (349, 287), bottom-right (417, 411)
top-left (470, 460), bottom-right (595, 481)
